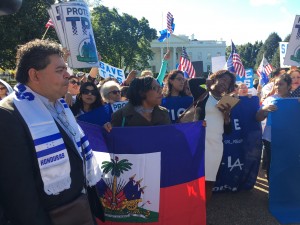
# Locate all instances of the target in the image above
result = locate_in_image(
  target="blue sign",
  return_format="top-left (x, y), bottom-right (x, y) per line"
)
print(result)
top-left (236, 68), bottom-right (254, 88)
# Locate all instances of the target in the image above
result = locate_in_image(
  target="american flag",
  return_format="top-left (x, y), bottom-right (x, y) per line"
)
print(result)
top-left (45, 19), bottom-right (54, 28)
top-left (166, 12), bottom-right (174, 34)
top-left (257, 55), bottom-right (272, 86)
top-left (177, 47), bottom-right (196, 78)
top-left (226, 41), bottom-right (245, 77)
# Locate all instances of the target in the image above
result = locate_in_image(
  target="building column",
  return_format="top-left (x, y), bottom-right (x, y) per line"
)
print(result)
top-left (160, 47), bottom-right (164, 62)
top-left (173, 47), bottom-right (176, 69)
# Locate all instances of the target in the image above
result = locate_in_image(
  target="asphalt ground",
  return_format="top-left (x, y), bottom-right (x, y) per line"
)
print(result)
top-left (206, 167), bottom-right (300, 225)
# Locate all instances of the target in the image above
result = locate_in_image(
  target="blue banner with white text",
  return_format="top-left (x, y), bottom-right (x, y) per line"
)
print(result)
top-left (269, 98), bottom-right (300, 224)
top-left (161, 96), bottom-right (193, 123)
top-left (213, 96), bottom-right (262, 192)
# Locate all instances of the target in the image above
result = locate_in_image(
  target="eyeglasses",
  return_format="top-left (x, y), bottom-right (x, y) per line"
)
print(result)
top-left (82, 89), bottom-right (98, 96)
top-left (0, 87), bottom-right (7, 91)
top-left (174, 77), bottom-right (185, 82)
top-left (108, 90), bottom-right (121, 95)
top-left (150, 85), bottom-right (162, 92)
top-left (69, 80), bottom-right (81, 85)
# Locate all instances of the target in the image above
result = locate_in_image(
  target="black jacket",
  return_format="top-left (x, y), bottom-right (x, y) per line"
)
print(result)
top-left (0, 96), bottom-right (85, 225)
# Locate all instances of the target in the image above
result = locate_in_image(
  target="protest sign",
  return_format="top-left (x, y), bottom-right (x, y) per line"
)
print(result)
top-left (279, 42), bottom-right (290, 68)
top-left (110, 101), bottom-right (128, 113)
top-left (283, 15), bottom-right (300, 66)
top-left (212, 56), bottom-right (226, 73)
top-left (48, 4), bottom-right (66, 47)
top-left (51, 1), bottom-right (98, 68)
top-left (235, 68), bottom-right (254, 88)
top-left (99, 61), bottom-right (125, 84)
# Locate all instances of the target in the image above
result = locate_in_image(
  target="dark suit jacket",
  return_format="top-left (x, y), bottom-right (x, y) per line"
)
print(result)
top-left (0, 96), bottom-right (85, 225)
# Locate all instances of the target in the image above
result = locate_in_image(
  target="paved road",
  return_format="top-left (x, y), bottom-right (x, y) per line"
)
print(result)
top-left (206, 168), bottom-right (300, 225)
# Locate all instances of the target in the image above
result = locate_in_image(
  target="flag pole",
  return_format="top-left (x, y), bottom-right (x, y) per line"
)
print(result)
top-left (41, 27), bottom-right (50, 40)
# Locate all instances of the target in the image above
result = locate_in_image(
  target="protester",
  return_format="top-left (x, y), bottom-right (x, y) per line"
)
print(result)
top-left (64, 75), bottom-right (81, 106)
top-left (289, 69), bottom-right (300, 97)
top-left (261, 68), bottom-right (284, 101)
top-left (0, 39), bottom-right (103, 225)
top-left (237, 83), bottom-right (248, 96)
top-left (164, 70), bottom-right (188, 97)
top-left (104, 76), bottom-right (170, 129)
top-left (120, 86), bottom-right (129, 101)
top-left (183, 78), bottom-right (192, 96)
top-left (141, 70), bottom-right (153, 77)
top-left (71, 82), bottom-right (102, 117)
top-left (100, 80), bottom-right (122, 104)
top-left (0, 79), bottom-right (13, 101)
top-left (188, 70), bottom-right (235, 200)
top-left (156, 50), bottom-right (171, 86)
top-left (256, 74), bottom-right (292, 180)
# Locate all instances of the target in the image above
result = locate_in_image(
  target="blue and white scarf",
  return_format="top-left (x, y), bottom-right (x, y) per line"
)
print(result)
top-left (13, 83), bottom-right (102, 195)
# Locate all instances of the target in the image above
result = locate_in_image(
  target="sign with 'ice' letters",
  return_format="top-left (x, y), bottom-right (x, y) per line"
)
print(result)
top-left (57, 2), bottom-right (98, 68)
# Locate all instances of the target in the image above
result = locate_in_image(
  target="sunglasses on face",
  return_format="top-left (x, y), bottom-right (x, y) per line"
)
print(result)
top-left (109, 90), bottom-right (121, 95)
top-left (0, 87), bottom-right (7, 91)
top-left (69, 80), bottom-right (81, 85)
top-left (82, 89), bottom-right (98, 96)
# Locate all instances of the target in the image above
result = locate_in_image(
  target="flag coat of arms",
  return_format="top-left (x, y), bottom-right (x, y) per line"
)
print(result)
top-left (78, 121), bottom-right (206, 225)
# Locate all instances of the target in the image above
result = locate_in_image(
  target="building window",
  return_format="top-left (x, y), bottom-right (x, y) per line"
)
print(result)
top-left (207, 53), bottom-right (211, 60)
top-left (176, 53), bottom-right (178, 60)
top-left (216, 52), bottom-right (221, 56)
top-left (207, 65), bottom-right (211, 73)
top-left (188, 52), bottom-right (192, 60)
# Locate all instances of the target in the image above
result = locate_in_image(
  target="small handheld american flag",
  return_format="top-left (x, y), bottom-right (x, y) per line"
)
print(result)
top-left (167, 12), bottom-right (174, 34)
top-left (177, 47), bottom-right (196, 78)
top-left (45, 19), bottom-right (54, 28)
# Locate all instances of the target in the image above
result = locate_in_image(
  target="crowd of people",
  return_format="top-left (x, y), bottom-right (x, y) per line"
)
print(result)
top-left (0, 38), bottom-right (300, 225)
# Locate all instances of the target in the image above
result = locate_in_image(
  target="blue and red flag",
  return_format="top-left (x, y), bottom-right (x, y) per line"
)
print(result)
top-left (177, 47), bottom-right (196, 78)
top-left (226, 41), bottom-right (246, 77)
top-left (79, 121), bottom-right (206, 225)
top-left (257, 55), bottom-right (272, 87)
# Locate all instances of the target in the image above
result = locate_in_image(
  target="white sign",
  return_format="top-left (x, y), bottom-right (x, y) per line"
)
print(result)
top-left (99, 61), bottom-right (125, 84)
top-left (49, 2), bottom-right (99, 68)
top-left (48, 4), bottom-right (66, 47)
top-left (279, 42), bottom-right (290, 68)
top-left (283, 15), bottom-right (300, 66)
top-left (212, 56), bottom-right (226, 73)
top-left (111, 101), bottom-right (128, 113)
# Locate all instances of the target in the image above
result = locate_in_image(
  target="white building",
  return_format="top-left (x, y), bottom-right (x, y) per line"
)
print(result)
top-left (149, 34), bottom-right (226, 76)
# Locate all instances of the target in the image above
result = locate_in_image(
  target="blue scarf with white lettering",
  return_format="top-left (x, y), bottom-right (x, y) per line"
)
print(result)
top-left (13, 83), bottom-right (102, 195)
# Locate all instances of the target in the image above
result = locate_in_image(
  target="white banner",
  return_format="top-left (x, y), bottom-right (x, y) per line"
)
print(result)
top-left (48, 4), bottom-right (66, 47)
top-left (99, 61), bottom-right (125, 84)
top-left (283, 15), bottom-right (300, 66)
top-left (212, 56), bottom-right (226, 73)
top-left (49, 2), bottom-right (99, 68)
top-left (279, 42), bottom-right (290, 68)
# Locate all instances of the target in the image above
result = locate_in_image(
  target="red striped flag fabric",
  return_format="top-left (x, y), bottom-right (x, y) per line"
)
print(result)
top-left (226, 41), bottom-right (245, 77)
top-left (177, 47), bottom-right (196, 78)
top-left (45, 19), bottom-right (54, 28)
top-left (166, 12), bottom-right (174, 34)
top-left (257, 56), bottom-right (272, 77)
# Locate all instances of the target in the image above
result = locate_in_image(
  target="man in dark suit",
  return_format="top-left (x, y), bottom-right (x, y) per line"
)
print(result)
top-left (0, 39), bottom-right (100, 225)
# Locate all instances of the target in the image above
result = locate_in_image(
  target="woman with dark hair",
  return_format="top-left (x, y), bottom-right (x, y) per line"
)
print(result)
top-left (256, 74), bottom-right (292, 180)
top-left (71, 82), bottom-right (102, 117)
top-left (0, 79), bottom-right (13, 101)
top-left (104, 76), bottom-right (170, 128)
top-left (164, 70), bottom-right (187, 97)
top-left (187, 70), bottom-right (236, 200)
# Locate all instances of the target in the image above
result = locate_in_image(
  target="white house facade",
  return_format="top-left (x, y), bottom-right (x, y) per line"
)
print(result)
top-left (149, 34), bottom-right (226, 76)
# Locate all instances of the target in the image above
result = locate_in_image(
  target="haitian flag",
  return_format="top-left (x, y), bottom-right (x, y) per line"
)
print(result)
top-left (78, 121), bottom-right (206, 225)
top-left (269, 99), bottom-right (300, 224)
top-left (161, 96), bottom-right (193, 123)
top-left (213, 96), bottom-right (262, 192)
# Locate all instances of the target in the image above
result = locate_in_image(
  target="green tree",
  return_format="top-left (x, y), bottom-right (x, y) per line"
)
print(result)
top-left (255, 32), bottom-right (282, 69)
top-left (238, 41), bottom-right (263, 69)
top-left (91, 6), bottom-right (157, 71)
top-left (0, 0), bottom-right (57, 69)
top-left (101, 156), bottom-right (132, 206)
